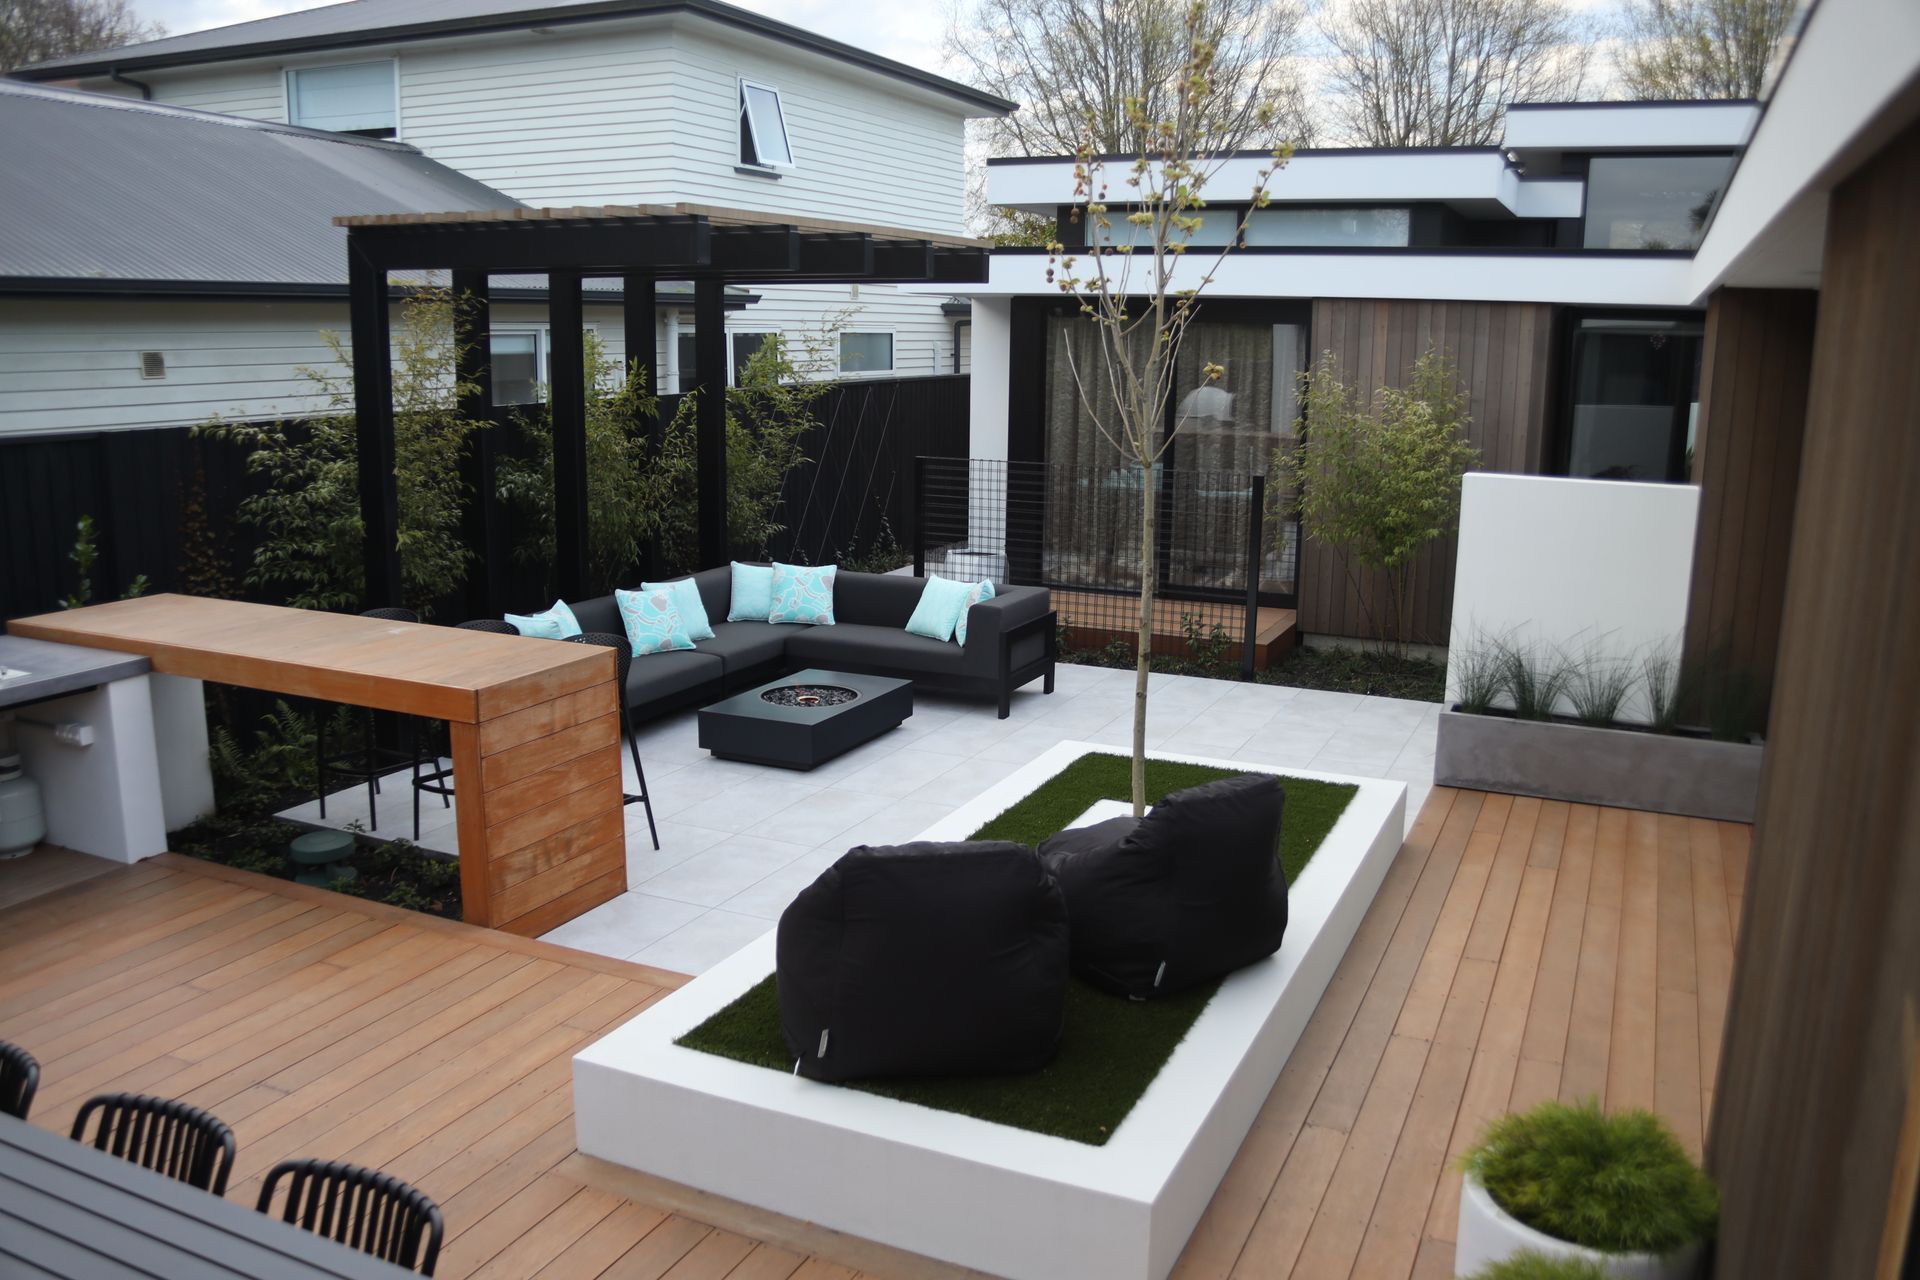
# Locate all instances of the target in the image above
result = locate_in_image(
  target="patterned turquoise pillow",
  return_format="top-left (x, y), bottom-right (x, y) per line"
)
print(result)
top-left (504, 599), bottom-right (581, 640)
top-left (768, 562), bottom-right (837, 626)
top-left (614, 586), bottom-right (695, 656)
top-left (904, 574), bottom-right (972, 642)
top-left (642, 577), bottom-right (714, 641)
top-left (728, 561), bottom-right (775, 622)
top-left (954, 579), bottom-right (995, 646)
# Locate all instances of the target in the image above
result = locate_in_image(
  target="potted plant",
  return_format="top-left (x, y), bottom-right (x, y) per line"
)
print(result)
top-left (1464, 1254), bottom-right (1610, 1280)
top-left (1455, 1100), bottom-right (1717, 1279)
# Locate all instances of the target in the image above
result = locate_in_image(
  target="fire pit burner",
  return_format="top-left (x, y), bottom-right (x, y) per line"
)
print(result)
top-left (761, 684), bottom-right (859, 708)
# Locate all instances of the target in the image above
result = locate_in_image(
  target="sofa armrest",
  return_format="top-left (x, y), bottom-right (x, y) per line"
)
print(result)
top-left (961, 587), bottom-right (1051, 678)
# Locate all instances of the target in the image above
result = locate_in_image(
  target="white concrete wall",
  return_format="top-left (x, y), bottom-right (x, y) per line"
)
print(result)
top-left (1446, 473), bottom-right (1701, 722)
top-left (11, 676), bottom-right (168, 862)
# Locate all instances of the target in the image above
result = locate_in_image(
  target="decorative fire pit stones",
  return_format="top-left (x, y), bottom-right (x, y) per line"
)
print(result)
top-left (761, 684), bottom-right (860, 709)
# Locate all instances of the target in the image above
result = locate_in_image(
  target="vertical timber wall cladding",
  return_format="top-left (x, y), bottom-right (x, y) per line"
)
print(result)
top-left (1706, 120), bottom-right (1920, 1278)
top-left (1298, 298), bottom-right (1554, 644)
top-left (1684, 287), bottom-right (1817, 699)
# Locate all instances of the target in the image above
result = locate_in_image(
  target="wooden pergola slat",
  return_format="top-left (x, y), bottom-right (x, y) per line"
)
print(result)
top-left (340, 203), bottom-right (989, 606)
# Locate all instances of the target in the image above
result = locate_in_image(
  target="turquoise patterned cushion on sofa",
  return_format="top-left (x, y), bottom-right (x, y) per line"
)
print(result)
top-left (768, 562), bottom-right (837, 625)
top-left (955, 579), bottom-right (995, 645)
top-left (504, 599), bottom-right (581, 640)
top-left (614, 586), bottom-right (695, 656)
top-left (642, 577), bottom-right (714, 641)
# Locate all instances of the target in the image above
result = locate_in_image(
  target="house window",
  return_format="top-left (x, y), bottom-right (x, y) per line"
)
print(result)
top-left (732, 331), bottom-right (775, 382)
top-left (839, 332), bottom-right (893, 375)
top-left (1561, 315), bottom-right (1704, 482)
top-left (1583, 155), bottom-right (1736, 250)
top-left (287, 61), bottom-right (397, 138)
top-left (491, 331), bottom-right (542, 406)
top-left (739, 78), bottom-right (793, 169)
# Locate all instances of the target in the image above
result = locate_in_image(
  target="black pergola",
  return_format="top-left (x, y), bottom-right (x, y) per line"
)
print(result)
top-left (337, 203), bottom-right (990, 609)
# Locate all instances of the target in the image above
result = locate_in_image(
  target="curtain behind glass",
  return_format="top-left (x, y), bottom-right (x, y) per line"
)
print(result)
top-left (1043, 315), bottom-right (1149, 588)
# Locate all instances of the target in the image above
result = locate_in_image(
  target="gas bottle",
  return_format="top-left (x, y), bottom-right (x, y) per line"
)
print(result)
top-left (0, 752), bottom-right (47, 859)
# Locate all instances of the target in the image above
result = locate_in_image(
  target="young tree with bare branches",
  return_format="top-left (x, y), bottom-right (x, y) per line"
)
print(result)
top-left (948, 0), bottom-right (1316, 157)
top-left (1616, 0), bottom-right (1796, 100)
top-left (1, 0), bottom-right (160, 73)
top-left (1318, 0), bottom-right (1593, 146)
top-left (1047, 2), bottom-right (1292, 813)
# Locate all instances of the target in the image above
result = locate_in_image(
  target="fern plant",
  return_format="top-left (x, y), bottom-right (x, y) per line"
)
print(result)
top-left (1460, 1100), bottom-right (1718, 1254)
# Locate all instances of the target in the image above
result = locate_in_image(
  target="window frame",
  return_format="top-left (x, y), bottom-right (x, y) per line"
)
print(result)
top-left (737, 76), bottom-right (796, 171)
top-left (284, 57), bottom-right (401, 140)
top-left (729, 330), bottom-right (778, 385)
top-left (837, 329), bottom-right (896, 377)
top-left (1576, 151), bottom-right (1737, 252)
top-left (488, 324), bottom-right (599, 407)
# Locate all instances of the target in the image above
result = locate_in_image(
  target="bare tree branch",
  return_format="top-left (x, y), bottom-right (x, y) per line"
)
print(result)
top-left (1615, 0), bottom-right (1796, 100)
top-left (0, 0), bottom-right (162, 73)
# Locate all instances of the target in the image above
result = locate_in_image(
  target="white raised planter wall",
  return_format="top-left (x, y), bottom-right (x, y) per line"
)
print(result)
top-left (573, 741), bottom-right (1406, 1280)
top-left (1456, 1174), bottom-right (1704, 1279)
top-left (1447, 473), bottom-right (1701, 724)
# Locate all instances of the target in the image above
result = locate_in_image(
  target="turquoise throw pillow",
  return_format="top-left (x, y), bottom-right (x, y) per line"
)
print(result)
top-left (954, 579), bottom-right (995, 646)
top-left (614, 586), bottom-right (695, 656)
top-left (642, 577), bottom-right (714, 641)
top-left (905, 574), bottom-right (972, 643)
top-left (504, 599), bottom-right (581, 640)
top-left (768, 562), bottom-right (836, 625)
top-left (728, 562), bottom-right (775, 622)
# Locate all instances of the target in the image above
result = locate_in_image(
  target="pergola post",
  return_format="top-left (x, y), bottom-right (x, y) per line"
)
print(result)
top-left (623, 272), bottom-right (658, 397)
top-left (453, 269), bottom-right (498, 620)
top-left (549, 269), bottom-right (589, 601)
top-left (348, 242), bottom-right (402, 609)
top-left (693, 276), bottom-right (728, 567)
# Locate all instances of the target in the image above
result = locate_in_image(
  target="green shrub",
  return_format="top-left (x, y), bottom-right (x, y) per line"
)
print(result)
top-left (1460, 1099), bottom-right (1717, 1254)
top-left (1464, 1252), bottom-right (1610, 1280)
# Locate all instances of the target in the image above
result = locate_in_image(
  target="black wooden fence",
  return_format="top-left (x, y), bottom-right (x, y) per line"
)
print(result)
top-left (0, 373), bottom-right (970, 621)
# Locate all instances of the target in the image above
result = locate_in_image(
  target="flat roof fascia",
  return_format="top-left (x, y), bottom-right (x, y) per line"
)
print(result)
top-left (947, 250), bottom-right (1699, 308)
top-left (1688, 0), bottom-right (1920, 297)
top-left (986, 151), bottom-right (1580, 218)
top-left (1502, 101), bottom-right (1760, 152)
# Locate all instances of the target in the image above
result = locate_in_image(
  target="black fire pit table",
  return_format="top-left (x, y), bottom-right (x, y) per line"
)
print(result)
top-left (697, 668), bottom-right (913, 770)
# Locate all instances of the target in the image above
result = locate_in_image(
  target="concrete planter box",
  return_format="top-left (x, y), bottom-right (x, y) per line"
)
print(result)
top-left (1455, 1174), bottom-right (1704, 1279)
top-left (1434, 709), bottom-right (1762, 822)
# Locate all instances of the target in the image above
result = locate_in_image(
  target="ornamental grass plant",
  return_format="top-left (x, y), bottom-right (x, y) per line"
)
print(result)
top-left (1460, 1100), bottom-right (1718, 1255)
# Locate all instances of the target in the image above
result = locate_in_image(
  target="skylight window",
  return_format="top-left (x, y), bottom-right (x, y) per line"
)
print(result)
top-left (287, 61), bottom-right (397, 138)
top-left (739, 79), bottom-right (793, 169)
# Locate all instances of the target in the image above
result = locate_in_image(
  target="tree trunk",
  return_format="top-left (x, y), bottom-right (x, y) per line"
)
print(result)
top-left (1133, 455), bottom-right (1158, 816)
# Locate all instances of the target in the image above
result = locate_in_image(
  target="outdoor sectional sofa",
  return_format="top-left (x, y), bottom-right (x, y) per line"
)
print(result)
top-left (565, 566), bottom-right (1056, 722)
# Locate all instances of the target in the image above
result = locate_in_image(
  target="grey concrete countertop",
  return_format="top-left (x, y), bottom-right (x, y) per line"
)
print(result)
top-left (0, 633), bottom-right (151, 709)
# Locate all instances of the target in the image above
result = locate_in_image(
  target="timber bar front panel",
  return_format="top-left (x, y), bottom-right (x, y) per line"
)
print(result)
top-left (7, 594), bottom-right (627, 936)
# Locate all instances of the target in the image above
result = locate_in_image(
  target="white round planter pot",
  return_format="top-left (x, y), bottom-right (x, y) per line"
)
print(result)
top-left (1454, 1174), bottom-right (1704, 1279)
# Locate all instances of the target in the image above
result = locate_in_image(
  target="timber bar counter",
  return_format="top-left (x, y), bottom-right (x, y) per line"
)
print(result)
top-left (7, 595), bottom-right (626, 936)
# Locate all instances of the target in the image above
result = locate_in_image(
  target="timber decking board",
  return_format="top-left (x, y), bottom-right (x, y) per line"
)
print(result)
top-left (0, 789), bottom-right (1742, 1280)
top-left (6, 595), bottom-right (626, 935)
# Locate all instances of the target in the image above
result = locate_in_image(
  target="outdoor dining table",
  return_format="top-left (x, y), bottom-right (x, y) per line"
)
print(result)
top-left (0, 1114), bottom-right (415, 1278)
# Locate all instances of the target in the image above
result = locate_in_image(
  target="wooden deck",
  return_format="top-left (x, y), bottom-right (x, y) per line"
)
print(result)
top-left (0, 789), bottom-right (1745, 1280)
top-left (1054, 589), bottom-right (1298, 670)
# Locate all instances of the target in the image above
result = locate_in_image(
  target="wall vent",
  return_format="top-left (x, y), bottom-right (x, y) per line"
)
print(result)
top-left (139, 351), bottom-right (166, 379)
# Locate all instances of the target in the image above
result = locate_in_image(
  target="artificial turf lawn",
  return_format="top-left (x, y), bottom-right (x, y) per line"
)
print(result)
top-left (675, 752), bottom-right (1357, 1146)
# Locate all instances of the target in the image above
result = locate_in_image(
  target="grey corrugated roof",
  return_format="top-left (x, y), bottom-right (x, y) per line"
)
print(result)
top-left (12, 0), bottom-right (1014, 115)
top-left (0, 80), bottom-right (522, 291)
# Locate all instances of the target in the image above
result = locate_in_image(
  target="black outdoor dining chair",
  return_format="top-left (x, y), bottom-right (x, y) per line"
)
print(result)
top-left (0, 1039), bottom-right (38, 1120)
top-left (406, 618), bottom-right (524, 839)
top-left (316, 606), bottom-right (422, 831)
top-left (569, 632), bottom-right (659, 850)
top-left (257, 1157), bottom-right (444, 1276)
top-left (69, 1092), bottom-right (235, 1195)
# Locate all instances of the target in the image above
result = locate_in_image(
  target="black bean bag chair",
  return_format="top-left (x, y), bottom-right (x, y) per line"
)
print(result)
top-left (1038, 774), bottom-right (1289, 998)
top-left (776, 840), bottom-right (1070, 1083)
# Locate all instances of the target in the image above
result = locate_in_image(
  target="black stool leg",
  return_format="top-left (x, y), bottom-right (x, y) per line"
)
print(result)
top-left (362, 707), bottom-right (380, 832)
top-left (316, 708), bottom-right (328, 820)
top-left (624, 714), bottom-right (659, 851)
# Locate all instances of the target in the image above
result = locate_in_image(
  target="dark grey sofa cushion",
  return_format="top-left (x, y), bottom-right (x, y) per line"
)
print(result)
top-left (625, 649), bottom-right (724, 707)
top-left (696, 622), bottom-right (788, 675)
top-left (570, 594), bottom-right (621, 637)
top-left (833, 571), bottom-right (930, 629)
top-left (786, 623), bottom-right (969, 675)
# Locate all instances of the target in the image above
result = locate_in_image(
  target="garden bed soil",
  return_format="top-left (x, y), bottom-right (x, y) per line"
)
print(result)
top-left (1060, 642), bottom-right (1445, 702)
top-left (676, 752), bottom-right (1355, 1145)
top-left (168, 812), bottom-right (463, 919)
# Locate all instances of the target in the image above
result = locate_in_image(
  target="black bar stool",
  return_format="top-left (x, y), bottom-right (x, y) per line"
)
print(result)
top-left (315, 606), bottom-right (419, 831)
top-left (568, 632), bottom-right (659, 851)
top-left (408, 619), bottom-right (519, 840)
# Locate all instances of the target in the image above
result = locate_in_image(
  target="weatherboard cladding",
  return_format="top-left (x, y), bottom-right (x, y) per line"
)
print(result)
top-left (0, 81), bottom-right (518, 289)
